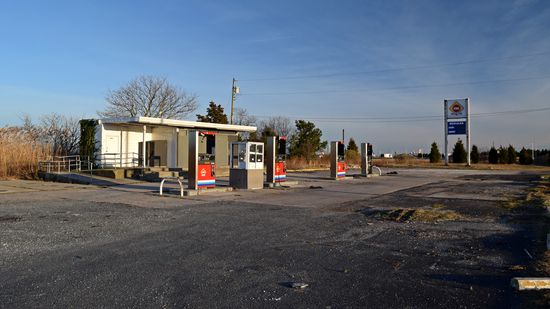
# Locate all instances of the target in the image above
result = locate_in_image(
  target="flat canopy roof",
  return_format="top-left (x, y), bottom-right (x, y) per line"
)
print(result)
top-left (99, 116), bottom-right (257, 133)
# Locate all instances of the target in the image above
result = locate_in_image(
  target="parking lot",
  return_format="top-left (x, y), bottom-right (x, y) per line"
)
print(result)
top-left (1, 168), bottom-right (549, 307)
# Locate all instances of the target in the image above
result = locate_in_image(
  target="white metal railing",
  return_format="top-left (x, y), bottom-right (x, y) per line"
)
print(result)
top-left (38, 155), bottom-right (94, 174)
top-left (97, 152), bottom-right (140, 168)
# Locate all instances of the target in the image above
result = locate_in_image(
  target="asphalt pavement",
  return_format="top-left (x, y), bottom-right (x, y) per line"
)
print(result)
top-left (1, 168), bottom-right (548, 308)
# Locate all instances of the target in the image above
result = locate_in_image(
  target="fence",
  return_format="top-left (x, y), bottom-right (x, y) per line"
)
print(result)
top-left (97, 152), bottom-right (140, 168)
top-left (38, 155), bottom-right (93, 173)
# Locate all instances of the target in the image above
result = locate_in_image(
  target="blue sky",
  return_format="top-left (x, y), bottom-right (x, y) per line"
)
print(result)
top-left (1, 0), bottom-right (549, 153)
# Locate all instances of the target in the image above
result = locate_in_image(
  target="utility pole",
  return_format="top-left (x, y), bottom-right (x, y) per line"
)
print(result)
top-left (532, 136), bottom-right (535, 162)
top-left (342, 129), bottom-right (345, 143)
top-left (230, 78), bottom-right (239, 124)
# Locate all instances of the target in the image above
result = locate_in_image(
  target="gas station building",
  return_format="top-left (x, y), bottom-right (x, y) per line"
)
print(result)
top-left (94, 116), bottom-right (257, 176)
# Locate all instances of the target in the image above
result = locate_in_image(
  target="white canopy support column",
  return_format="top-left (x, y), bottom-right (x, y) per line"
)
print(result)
top-left (120, 130), bottom-right (123, 167)
top-left (142, 125), bottom-right (147, 168)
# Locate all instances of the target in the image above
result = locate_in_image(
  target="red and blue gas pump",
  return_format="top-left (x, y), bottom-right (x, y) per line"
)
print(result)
top-left (198, 131), bottom-right (216, 188)
top-left (337, 141), bottom-right (346, 178)
top-left (274, 136), bottom-right (287, 182)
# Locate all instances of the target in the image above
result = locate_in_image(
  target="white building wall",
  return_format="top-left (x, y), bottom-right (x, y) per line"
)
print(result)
top-left (98, 123), bottom-right (153, 167)
top-left (151, 127), bottom-right (178, 167)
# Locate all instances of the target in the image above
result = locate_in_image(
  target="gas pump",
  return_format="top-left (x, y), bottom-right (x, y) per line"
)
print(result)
top-left (197, 131), bottom-right (216, 188)
top-left (266, 136), bottom-right (287, 183)
top-left (229, 141), bottom-right (264, 189)
top-left (275, 137), bottom-right (287, 182)
top-left (361, 142), bottom-right (374, 176)
top-left (330, 141), bottom-right (346, 179)
top-left (367, 143), bottom-right (373, 175)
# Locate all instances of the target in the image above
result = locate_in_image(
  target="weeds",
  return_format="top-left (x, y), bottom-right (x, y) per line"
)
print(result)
top-left (501, 176), bottom-right (550, 209)
top-left (0, 128), bottom-right (50, 179)
top-left (370, 207), bottom-right (463, 223)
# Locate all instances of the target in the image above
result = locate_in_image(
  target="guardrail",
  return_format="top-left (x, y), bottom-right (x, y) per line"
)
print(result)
top-left (97, 152), bottom-right (140, 168)
top-left (38, 155), bottom-right (93, 173)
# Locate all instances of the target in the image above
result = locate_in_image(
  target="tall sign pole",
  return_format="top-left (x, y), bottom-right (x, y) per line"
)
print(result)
top-left (466, 98), bottom-right (471, 166)
top-left (444, 100), bottom-right (449, 165)
top-left (444, 98), bottom-right (470, 166)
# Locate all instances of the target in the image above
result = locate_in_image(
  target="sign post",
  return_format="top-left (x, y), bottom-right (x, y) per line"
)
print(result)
top-left (444, 98), bottom-right (471, 166)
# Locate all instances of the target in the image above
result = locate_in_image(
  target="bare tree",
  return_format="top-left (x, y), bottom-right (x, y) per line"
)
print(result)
top-left (233, 108), bottom-right (257, 126)
top-left (19, 114), bottom-right (42, 142)
top-left (99, 76), bottom-right (198, 119)
top-left (259, 116), bottom-right (293, 138)
top-left (40, 114), bottom-right (80, 155)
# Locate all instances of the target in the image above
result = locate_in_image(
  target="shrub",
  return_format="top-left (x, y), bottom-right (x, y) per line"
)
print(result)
top-left (429, 142), bottom-right (441, 163)
top-left (507, 145), bottom-right (517, 164)
top-left (498, 146), bottom-right (509, 164)
top-left (519, 148), bottom-right (533, 165)
top-left (452, 139), bottom-right (467, 163)
top-left (471, 145), bottom-right (480, 163)
top-left (488, 147), bottom-right (499, 164)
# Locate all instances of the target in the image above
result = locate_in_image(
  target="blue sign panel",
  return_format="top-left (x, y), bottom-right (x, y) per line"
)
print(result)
top-left (448, 121), bottom-right (466, 135)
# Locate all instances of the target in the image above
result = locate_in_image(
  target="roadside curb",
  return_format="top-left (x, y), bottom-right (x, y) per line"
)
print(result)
top-left (511, 278), bottom-right (550, 290)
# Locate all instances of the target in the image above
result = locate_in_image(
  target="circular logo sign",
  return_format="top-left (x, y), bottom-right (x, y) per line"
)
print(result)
top-left (449, 101), bottom-right (464, 113)
top-left (200, 168), bottom-right (206, 177)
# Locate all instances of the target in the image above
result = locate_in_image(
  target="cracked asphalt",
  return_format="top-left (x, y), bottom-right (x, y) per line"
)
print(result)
top-left (0, 169), bottom-right (548, 308)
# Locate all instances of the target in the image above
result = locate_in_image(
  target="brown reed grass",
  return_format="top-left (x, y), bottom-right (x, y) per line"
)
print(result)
top-left (0, 128), bottom-right (51, 179)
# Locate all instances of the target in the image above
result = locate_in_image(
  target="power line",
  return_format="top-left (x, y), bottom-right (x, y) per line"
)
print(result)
top-left (238, 50), bottom-right (550, 82)
top-left (252, 106), bottom-right (550, 124)
top-left (240, 75), bottom-right (550, 96)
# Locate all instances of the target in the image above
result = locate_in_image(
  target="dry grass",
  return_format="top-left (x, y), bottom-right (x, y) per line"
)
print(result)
top-left (286, 155), bottom-right (331, 170)
top-left (286, 154), bottom-right (550, 172)
top-left (502, 177), bottom-right (550, 209)
top-left (374, 158), bottom-right (550, 171)
top-left (372, 207), bottom-right (463, 223)
top-left (0, 128), bottom-right (50, 179)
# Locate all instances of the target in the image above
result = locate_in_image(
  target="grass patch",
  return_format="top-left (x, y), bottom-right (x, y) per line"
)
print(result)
top-left (370, 207), bottom-right (463, 223)
top-left (431, 203), bottom-right (445, 209)
top-left (501, 177), bottom-right (550, 209)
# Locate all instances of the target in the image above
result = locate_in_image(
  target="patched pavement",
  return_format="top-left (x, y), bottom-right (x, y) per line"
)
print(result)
top-left (0, 169), bottom-right (548, 307)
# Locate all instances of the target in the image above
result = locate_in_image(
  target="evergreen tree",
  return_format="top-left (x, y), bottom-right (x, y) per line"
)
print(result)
top-left (196, 101), bottom-right (228, 124)
top-left (289, 120), bottom-right (327, 162)
top-left (345, 138), bottom-right (359, 164)
top-left (452, 139), bottom-right (467, 163)
top-left (498, 146), bottom-right (509, 164)
top-left (519, 147), bottom-right (533, 165)
top-left (507, 145), bottom-right (517, 164)
top-left (428, 142), bottom-right (441, 163)
top-left (347, 138), bottom-right (358, 152)
top-left (470, 145), bottom-right (480, 164)
top-left (488, 146), bottom-right (499, 164)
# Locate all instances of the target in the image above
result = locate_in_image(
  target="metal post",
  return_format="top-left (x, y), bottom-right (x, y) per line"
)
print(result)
top-left (188, 130), bottom-right (199, 190)
top-left (444, 100), bottom-right (448, 165)
top-left (466, 98), bottom-right (471, 166)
